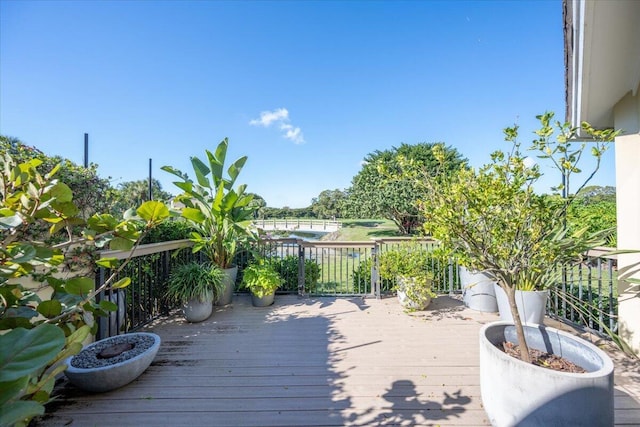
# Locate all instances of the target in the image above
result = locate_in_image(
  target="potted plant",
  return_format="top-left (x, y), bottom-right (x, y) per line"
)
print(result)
top-left (378, 242), bottom-right (436, 310)
top-left (241, 259), bottom-right (283, 307)
top-left (166, 262), bottom-right (226, 322)
top-left (162, 138), bottom-right (258, 306)
top-left (418, 112), bottom-right (618, 425)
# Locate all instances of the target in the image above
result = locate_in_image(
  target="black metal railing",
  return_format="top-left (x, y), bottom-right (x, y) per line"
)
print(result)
top-left (94, 237), bottom-right (618, 339)
top-left (95, 240), bottom-right (197, 339)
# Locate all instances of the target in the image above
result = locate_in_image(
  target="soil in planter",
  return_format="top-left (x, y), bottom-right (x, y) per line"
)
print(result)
top-left (501, 341), bottom-right (587, 373)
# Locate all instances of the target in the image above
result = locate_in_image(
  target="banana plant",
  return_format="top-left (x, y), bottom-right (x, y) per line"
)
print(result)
top-left (162, 138), bottom-right (257, 269)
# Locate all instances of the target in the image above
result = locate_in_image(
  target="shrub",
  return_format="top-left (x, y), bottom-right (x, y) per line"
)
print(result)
top-left (270, 255), bottom-right (320, 293)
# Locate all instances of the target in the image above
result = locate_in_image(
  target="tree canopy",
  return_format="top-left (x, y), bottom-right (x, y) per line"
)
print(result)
top-left (110, 179), bottom-right (173, 216)
top-left (311, 189), bottom-right (348, 219)
top-left (345, 142), bottom-right (467, 234)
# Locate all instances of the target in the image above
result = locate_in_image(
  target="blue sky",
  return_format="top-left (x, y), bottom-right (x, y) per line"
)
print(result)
top-left (0, 0), bottom-right (616, 208)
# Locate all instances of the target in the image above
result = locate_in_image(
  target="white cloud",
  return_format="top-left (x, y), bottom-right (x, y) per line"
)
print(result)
top-left (249, 108), bottom-right (289, 127)
top-left (250, 108), bottom-right (305, 144)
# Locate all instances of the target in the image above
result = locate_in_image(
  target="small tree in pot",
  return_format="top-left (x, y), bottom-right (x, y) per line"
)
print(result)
top-left (417, 113), bottom-right (619, 425)
top-left (420, 113), bottom-right (616, 361)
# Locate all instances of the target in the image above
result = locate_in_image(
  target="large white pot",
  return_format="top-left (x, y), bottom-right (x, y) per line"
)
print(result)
top-left (480, 321), bottom-right (614, 427)
top-left (494, 284), bottom-right (548, 325)
top-left (459, 266), bottom-right (498, 312)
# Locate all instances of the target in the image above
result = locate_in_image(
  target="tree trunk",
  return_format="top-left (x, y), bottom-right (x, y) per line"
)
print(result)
top-left (505, 285), bottom-right (532, 363)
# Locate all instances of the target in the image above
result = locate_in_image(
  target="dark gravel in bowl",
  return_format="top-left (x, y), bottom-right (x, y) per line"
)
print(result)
top-left (71, 334), bottom-right (156, 369)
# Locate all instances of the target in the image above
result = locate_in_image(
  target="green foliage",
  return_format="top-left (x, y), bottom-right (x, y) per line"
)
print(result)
top-left (378, 243), bottom-right (436, 306)
top-left (419, 112), bottom-right (618, 361)
top-left (166, 262), bottom-right (226, 303)
top-left (270, 255), bottom-right (320, 293)
top-left (262, 206), bottom-right (316, 218)
top-left (567, 200), bottom-right (617, 247)
top-left (352, 257), bottom-right (393, 293)
top-left (0, 135), bottom-right (114, 222)
top-left (311, 189), bottom-right (348, 219)
top-left (345, 143), bottom-right (467, 234)
top-left (162, 138), bottom-right (257, 269)
top-left (0, 149), bottom-right (169, 425)
top-left (241, 259), bottom-right (283, 298)
top-left (141, 219), bottom-right (195, 244)
top-left (110, 179), bottom-right (173, 216)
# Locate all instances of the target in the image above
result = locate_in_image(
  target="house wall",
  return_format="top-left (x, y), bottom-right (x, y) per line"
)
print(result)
top-left (614, 88), bottom-right (640, 355)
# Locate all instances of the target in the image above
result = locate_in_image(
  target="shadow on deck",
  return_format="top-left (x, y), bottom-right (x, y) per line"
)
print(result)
top-left (38, 295), bottom-right (639, 426)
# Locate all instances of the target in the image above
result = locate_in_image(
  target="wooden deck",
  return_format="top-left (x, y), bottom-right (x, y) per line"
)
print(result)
top-left (39, 295), bottom-right (640, 426)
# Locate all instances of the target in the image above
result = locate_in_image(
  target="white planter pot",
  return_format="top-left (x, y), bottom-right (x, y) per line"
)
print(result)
top-left (494, 284), bottom-right (548, 325)
top-left (216, 265), bottom-right (237, 306)
top-left (396, 277), bottom-right (432, 310)
top-left (480, 321), bottom-right (614, 426)
top-left (459, 267), bottom-right (498, 312)
top-left (183, 298), bottom-right (213, 323)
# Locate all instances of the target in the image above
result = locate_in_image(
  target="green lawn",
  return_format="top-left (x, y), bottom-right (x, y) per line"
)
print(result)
top-left (325, 218), bottom-right (402, 241)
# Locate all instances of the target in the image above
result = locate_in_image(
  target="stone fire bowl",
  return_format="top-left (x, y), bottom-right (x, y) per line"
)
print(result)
top-left (64, 332), bottom-right (161, 393)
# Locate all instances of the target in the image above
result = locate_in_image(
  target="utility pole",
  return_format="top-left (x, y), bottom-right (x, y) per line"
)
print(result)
top-left (148, 158), bottom-right (153, 201)
top-left (83, 133), bottom-right (89, 167)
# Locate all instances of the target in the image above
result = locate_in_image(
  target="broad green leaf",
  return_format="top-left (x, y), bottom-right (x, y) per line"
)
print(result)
top-left (65, 277), bottom-right (94, 296)
top-left (209, 140), bottom-right (228, 182)
top-left (50, 200), bottom-right (79, 217)
top-left (191, 156), bottom-right (212, 189)
top-left (36, 300), bottom-right (62, 318)
top-left (0, 400), bottom-right (44, 427)
top-left (111, 277), bottom-right (131, 290)
top-left (182, 207), bottom-right (206, 223)
top-left (99, 299), bottom-right (119, 311)
top-left (96, 257), bottom-right (119, 269)
top-left (49, 182), bottom-right (73, 203)
top-left (160, 165), bottom-right (190, 181)
top-left (109, 236), bottom-right (135, 251)
top-left (173, 181), bottom-right (193, 194)
top-left (0, 324), bottom-right (65, 382)
top-left (137, 200), bottom-right (170, 222)
top-left (67, 325), bottom-right (91, 347)
top-left (227, 156), bottom-right (248, 184)
top-left (87, 214), bottom-right (119, 232)
top-left (0, 376), bottom-right (28, 406)
top-left (8, 244), bottom-right (36, 264)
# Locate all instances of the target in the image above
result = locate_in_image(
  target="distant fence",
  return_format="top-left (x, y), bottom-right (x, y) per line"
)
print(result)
top-left (253, 219), bottom-right (342, 232)
top-left (94, 238), bottom-right (618, 340)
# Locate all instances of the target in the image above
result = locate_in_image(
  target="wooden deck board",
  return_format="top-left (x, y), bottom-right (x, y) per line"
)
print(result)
top-left (37, 294), bottom-right (640, 426)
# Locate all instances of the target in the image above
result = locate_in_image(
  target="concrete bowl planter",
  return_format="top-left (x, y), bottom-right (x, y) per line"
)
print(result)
top-left (480, 321), bottom-right (614, 427)
top-left (64, 332), bottom-right (161, 393)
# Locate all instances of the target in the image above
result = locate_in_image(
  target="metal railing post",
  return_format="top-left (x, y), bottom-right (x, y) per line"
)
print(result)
top-left (371, 242), bottom-right (380, 299)
top-left (298, 242), bottom-right (305, 296)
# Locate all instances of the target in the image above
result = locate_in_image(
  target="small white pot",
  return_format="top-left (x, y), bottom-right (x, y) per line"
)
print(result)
top-left (494, 284), bottom-right (548, 325)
